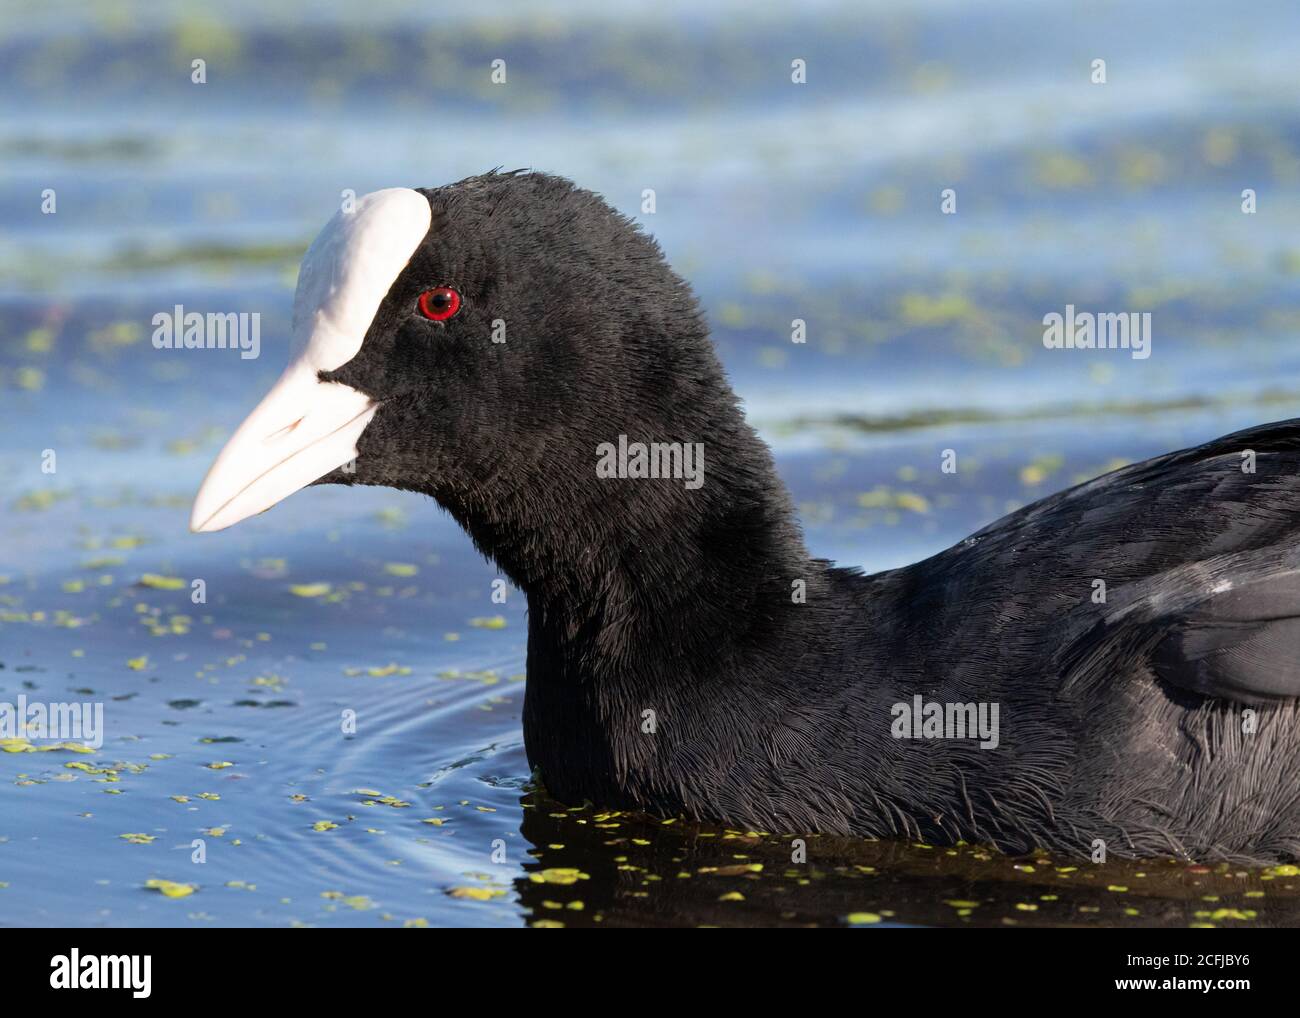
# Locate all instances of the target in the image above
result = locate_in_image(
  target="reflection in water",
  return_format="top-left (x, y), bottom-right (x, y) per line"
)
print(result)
top-left (514, 793), bottom-right (1300, 928)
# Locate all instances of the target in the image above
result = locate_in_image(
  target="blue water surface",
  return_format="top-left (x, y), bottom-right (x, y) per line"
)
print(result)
top-left (2, 0), bottom-right (1300, 927)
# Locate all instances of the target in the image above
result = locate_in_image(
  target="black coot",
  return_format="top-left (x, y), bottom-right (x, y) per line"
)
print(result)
top-left (192, 171), bottom-right (1300, 863)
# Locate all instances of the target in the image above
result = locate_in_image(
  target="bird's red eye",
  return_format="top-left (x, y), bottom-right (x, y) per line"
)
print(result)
top-left (418, 287), bottom-right (461, 322)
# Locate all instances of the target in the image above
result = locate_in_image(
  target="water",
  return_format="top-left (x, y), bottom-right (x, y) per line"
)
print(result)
top-left (3, 0), bottom-right (1300, 927)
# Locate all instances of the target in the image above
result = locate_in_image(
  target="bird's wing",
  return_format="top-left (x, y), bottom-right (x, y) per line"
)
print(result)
top-left (1122, 418), bottom-right (1300, 703)
top-left (957, 417), bottom-right (1300, 706)
top-left (1152, 570), bottom-right (1300, 703)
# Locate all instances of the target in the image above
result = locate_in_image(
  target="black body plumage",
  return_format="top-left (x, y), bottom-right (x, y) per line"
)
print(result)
top-left (318, 171), bottom-right (1300, 863)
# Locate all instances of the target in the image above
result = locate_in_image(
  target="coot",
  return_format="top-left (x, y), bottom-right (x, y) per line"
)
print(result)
top-left (192, 171), bottom-right (1300, 863)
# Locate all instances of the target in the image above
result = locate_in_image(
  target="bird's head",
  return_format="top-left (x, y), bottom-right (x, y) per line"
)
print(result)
top-left (190, 171), bottom-right (714, 550)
